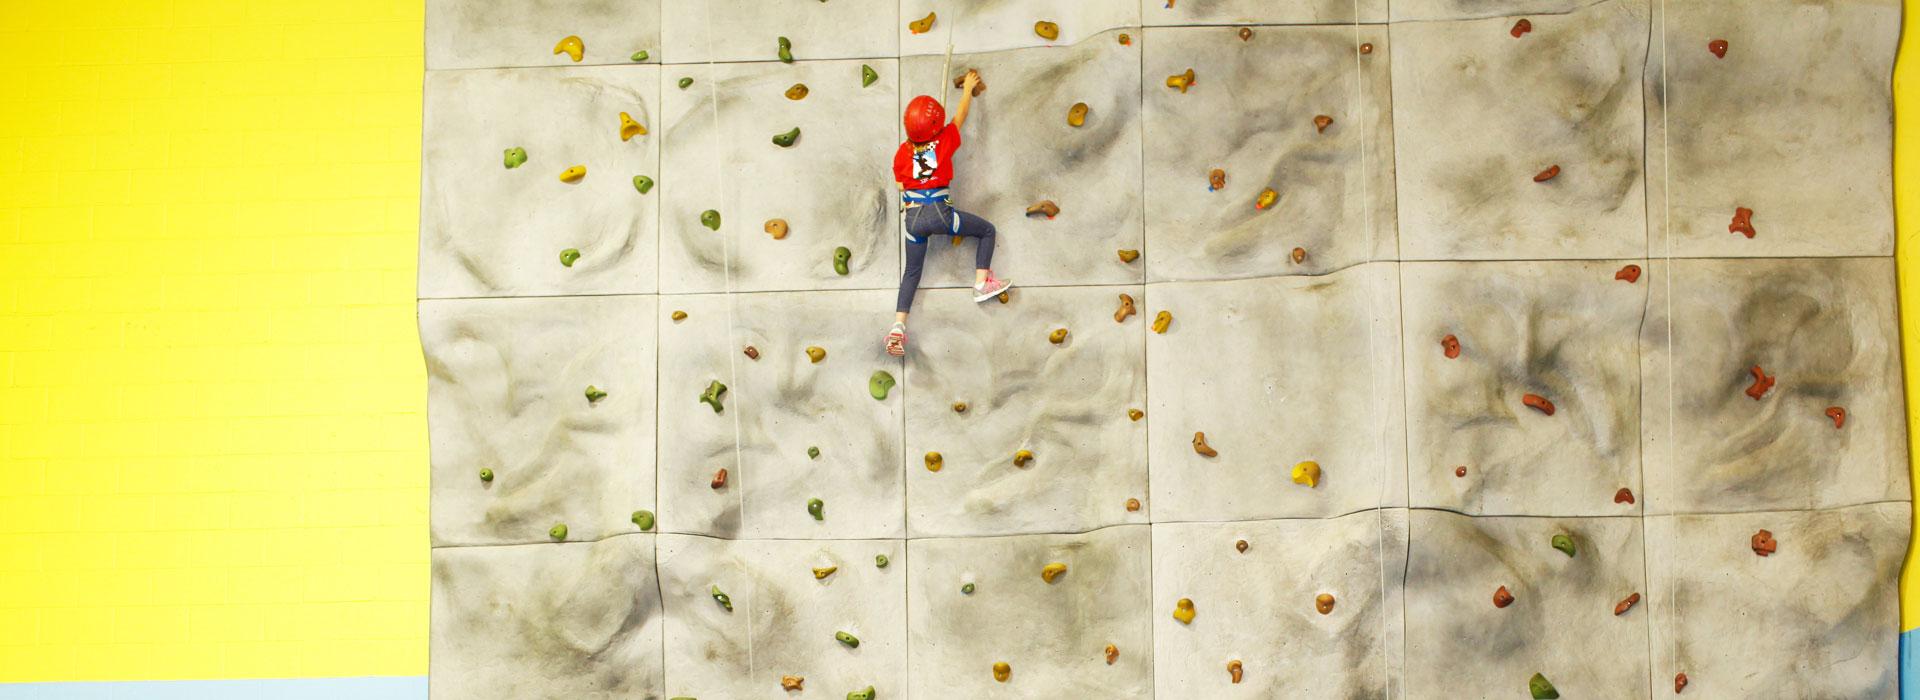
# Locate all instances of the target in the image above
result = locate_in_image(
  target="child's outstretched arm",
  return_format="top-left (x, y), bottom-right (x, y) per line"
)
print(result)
top-left (951, 69), bottom-right (980, 129)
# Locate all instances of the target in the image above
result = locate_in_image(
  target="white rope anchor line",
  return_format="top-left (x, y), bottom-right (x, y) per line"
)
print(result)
top-left (699, 0), bottom-right (753, 684)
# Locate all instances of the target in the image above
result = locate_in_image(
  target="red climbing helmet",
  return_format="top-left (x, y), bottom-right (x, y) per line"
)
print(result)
top-left (903, 95), bottom-right (946, 142)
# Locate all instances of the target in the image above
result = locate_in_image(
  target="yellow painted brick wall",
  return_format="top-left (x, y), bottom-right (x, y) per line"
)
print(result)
top-left (0, 0), bottom-right (428, 682)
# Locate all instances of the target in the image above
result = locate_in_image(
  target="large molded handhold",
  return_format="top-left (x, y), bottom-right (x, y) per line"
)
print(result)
top-left (833, 246), bottom-right (852, 275)
top-left (1528, 673), bottom-right (1559, 699)
top-left (554, 35), bottom-right (584, 62)
top-left (1615, 264), bottom-right (1641, 283)
top-left (835, 631), bottom-right (859, 648)
top-left (503, 147), bottom-right (527, 169)
top-left (700, 379), bottom-right (727, 413)
top-left (1191, 431), bottom-right (1217, 457)
top-left (1614, 592), bottom-right (1640, 616)
top-left (869, 370), bottom-right (895, 400)
top-left (1128, 408), bottom-right (1144, 421)
top-left (1208, 168), bottom-right (1225, 191)
top-left (1291, 461), bottom-right (1320, 488)
top-left (909, 11), bottom-right (936, 34)
top-left (776, 36), bottom-right (794, 63)
top-left (1067, 102), bottom-right (1088, 127)
top-left (1166, 68), bottom-right (1196, 93)
top-left (953, 70), bottom-right (986, 96)
top-left (559, 165), bottom-right (586, 183)
top-left (1827, 406), bottom-right (1847, 429)
top-left (677, 76), bottom-right (693, 89)
top-left (1708, 39), bottom-right (1728, 58)
top-left (992, 662), bottom-right (1010, 683)
top-left (813, 566), bottom-right (836, 580)
top-left (1313, 114), bottom-right (1333, 133)
top-left (782, 676), bottom-right (805, 691)
top-left (807, 498), bottom-right (824, 521)
top-left (1172, 598), bottom-right (1196, 624)
top-left (1115, 294), bottom-right (1136, 322)
top-left (1041, 562), bottom-right (1067, 583)
top-left (1105, 644), bottom-right (1119, 665)
top-left (772, 127), bottom-right (801, 148)
top-left (1034, 21), bottom-right (1059, 40)
top-left (1048, 328), bottom-right (1068, 345)
top-left (619, 112), bottom-right (646, 141)
top-left (1510, 19), bottom-right (1532, 38)
top-left (1675, 673), bottom-right (1689, 693)
top-left (711, 468), bottom-right (728, 490)
top-left (1126, 498), bottom-right (1141, 512)
top-left (1013, 449), bottom-right (1035, 467)
top-left (1441, 334), bottom-right (1460, 359)
top-left (701, 209), bottom-right (722, 231)
top-left (630, 50), bottom-right (649, 62)
top-left (670, 310), bottom-right (688, 321)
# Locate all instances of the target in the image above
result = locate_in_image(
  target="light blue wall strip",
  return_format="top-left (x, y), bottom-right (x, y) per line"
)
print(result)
top-left (0, 676), bottom-right (425, 699)
top-left (1904, 628), bottom-right (1915, 700)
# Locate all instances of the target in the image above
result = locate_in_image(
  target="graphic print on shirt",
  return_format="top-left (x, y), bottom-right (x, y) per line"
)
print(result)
top-left (911, 140), bottom-right (940, 181)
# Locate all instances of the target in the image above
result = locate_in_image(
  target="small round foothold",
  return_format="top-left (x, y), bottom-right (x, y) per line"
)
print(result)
top-left (1455, 466), bottom-right (1467, 478)
top-left (1208, 168), bottom-right (1226, 191)
top-left (1119, 33), bottom-right (1131, 46)
top-left (1128, 408), bottom-right (1144, 421)
top-left (479, 468), bottom-right (494, 482)
top-left (952, 401), bottom-right (968, 413)
top-left (1126, 498), bottom-right (1141, 512)
top-left (992, 661), bottom-right (1011, 682)
top-left (1234, 539), bottom-right (1248, 553)
top-left (1493, 585), bottom-right (1515, 608)
top-left (1315, 593), bottom-right (1336, 615)
top-left (875, 554), bottom-right (890, 568)
top-left (1291, 247), bottom-right (1307, 264)
top-left (961, 582), bottom-right (975, 595)
top-left (1238, 27), bottom-right (1253, 41)
top-left (1359, 42), bottom-right (1374, 54)
top-left (924, 452), bottom-right (944, 472)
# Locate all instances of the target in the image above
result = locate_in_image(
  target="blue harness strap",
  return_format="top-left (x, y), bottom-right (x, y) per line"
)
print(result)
top-left (900, 188), bottom-right (959, 243)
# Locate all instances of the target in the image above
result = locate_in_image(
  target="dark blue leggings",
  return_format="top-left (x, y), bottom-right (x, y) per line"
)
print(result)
top-left (897, 202), bottom-right (995, 312)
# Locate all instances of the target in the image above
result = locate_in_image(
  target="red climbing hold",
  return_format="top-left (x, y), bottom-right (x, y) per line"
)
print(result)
top-left (1614, 488), bottom-right (1635, 505)
top-left (1613, 592), bottom-right (1640, 616)
top-left (1441, 334), bottom-right (1461, 359)
top-left (1533, 164), bottom-right (1560, 182)
top-left (1454, 466), bottom-right (1468, 478)
top-left (1729, 207), bottom-right (1755, 238)
top-left (1522, 393), bottom-right (1555, 416)
top-left (1826, 406), bottom-right (1847, 429)
top-left (1744, 365), bottom-right (1775, 400)
top-left (1510, 19), bottom-right (1532, 38)
top-left (1708, 39), bottom-right (1728, 58)
top-left (1674, 673), bottom-right (1689, 693)
top-left (1493, 585), bottom-right (1515, 608)
top-left (1615, 264), bottom-right (1641, 283)
top-left (1751, 529), bottom-right (1777, 556)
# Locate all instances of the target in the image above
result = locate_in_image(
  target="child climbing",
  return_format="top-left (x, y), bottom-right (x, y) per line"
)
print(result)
top-left (886, 68), bottom-right (1010, 357)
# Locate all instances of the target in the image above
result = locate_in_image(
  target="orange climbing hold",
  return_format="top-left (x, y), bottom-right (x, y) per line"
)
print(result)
top-left (1314, 593), bottom-right (1336, 615)
top-left (1441, 334), bottom-right (1460, 359)
top-left (1291, 247), bottom-right (1307, 264)
top-left (711, 468), bottom-right (728, 490)
top-left (1227, 659), bottom-right (1243, 684)
top-left (1744, 365), bottom-right (1775, 400)
top-left (1235, 539), bottom-right (1248, 553)
top-left (1709, 39), bottom-right (1728, 58)
top-left (1105, 644), bottom-right (1119, 665)
top-left (1192, 431), bottom-right (1217, 457)
top-left (1454, 466), bottom-right (1467, 478)
top-left (1313, 115), bottom-right (1333, 133)
top-left (1522, 393), bottom-right (1555, 416)
top-left (1359, 42), bottom-right (1374, 55)
top-left (1238, 27), bottom-right (1252, 42)
top-left (1826, 406), bottom-right (1847, 429)
top-left (1493, 585), bottom-right (1515, 608)
top-left (1126, 498), bottom-right (1141, 512)
top-left (1614, 592), bottom-right (1641, 616)
top-left (1510, 19), bottom-right (1532, 38)
top-left (1533, 165), bottom-right (1560, 182)
top-left (1675, 673), bottom-right (1689, 693)
top-left (1615, 264), bottom-right (1641, 283)
top-left (1751, 529), bottom-right (1777, 556)
top-left (1027, 200), bottom-right (1060, 219)
top-left (1729, 207), bottom-right (1755, 238)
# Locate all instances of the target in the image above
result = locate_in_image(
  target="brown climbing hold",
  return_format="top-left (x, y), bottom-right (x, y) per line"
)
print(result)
top-left (1128, 408), bottom-right (1144, 421)
top-left (1614, 592), bottom-right (1641, 616)
top-left (711, 468), bottom-right (729, 489)
top-left (1709, 39), bottom-right (1728, 58)
top-left (952, 71), bottom-right (986, 96)
top-left (1105, 644), bottom-right (1119, 665)
top-left (781, 675), bottom-right (804, 691)
top-left (1511, 19), bottom-right (1532, 38)
top-left (1233, 539), bottom-right (1250, 554)
top-left (1048, 328), bottom-right (1069, 345)
top-left (1152, 311), bottom-right (1172, 334)
top-left (1118, 249), bottom-right (1141, 263)
top-left (1359, 42), bottom-right (1374, 54)
top-left (1034, 21), bottom-right (1060, 41)
top-left (1255, 188), bottom-right (1278, 210)
top-left (1208, 168), bottom-right (1226, 191)
top-left (1533, 165), bottom-right (1560, 182)
top-left (1026, 200), bottom-right (1060, 219)
top-left (1227, 659), bottom-right (1243, 684)
top-left (1126, 497), bottom-right (1141, 512)
top-left (1115, 294), bottom-right (1137, 322)
top-left (1014, 449), bottom-right (1035, 467)
top-left (998, 291), bottom-right (1011, 304)
top-left (1454, 466), bottom-right (1467, 478)
top-left (671, 310), bottom-right (688, 321)
top-left (1119, 33), bottom-right (1131, 46)
top-left (1751, 529), bottom-right (1777, 556)
top-left (1729, 207), bottom-right (1755, 238)
top-left (784, 83), bottom-right (808, 100)
top-left (1615, 264), bottom-right (1642, 283)
top-left (909, 11), bottom-right (936, 34)
top-left (743, 346), bottom-right (759, 360)
top-left (1067, 102), bottom-right (1088, 127)
top-left (1441, 334), bottom-right (1460, 359)
top-left (992, 661), bottom-right (1011, 683)
top-left (1675, 673), bottom-right (1688, 693)
top-left (1826, 406), bottom-right (1847, 429)
top-left (1192, 431), bottom-right (1217, 457)
top-left (1493, 586), bottom-right (1515, 608)
top-left (1522, 393), bottom-right (1555, 416)
top-left (1313, 115), bottom-right (1333, 133)
top-left (1744, 365), bottom-right (1775, 400)
top-left (1615, 488), bottom-right (1635, 505)
top-left (1315, 593), bottom-right (1336, 615)
top-left (1166, 68), bottom-right (1196, 93)
top-left (764, 218), bottom-right (788, 239)
top-left (1291, 247), bottom-right (1307, 264)
top-left (1238, 27), bottom-right (1253, 41)
top-left (953, 401), bottom-right (968, 413)
top-left (925, 452), bottom-right (943, 472)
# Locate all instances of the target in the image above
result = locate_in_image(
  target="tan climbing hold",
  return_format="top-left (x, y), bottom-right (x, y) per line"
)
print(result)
top-left (1027, 200), bottom-right (1060, 219)
top-left (952, 401), bottom-right (968, 413)
top-left (1014, 449), bottom-right (1034, 467)
top-left (1105, 644), bottom-right (1119, 665)
top-left (1614, 592), bottom-right (1640, 616)
top-left (711, 468), bottom-right (729, 490)
top-left (925, 452), bottom-right (943, 473)
top-left (1172, 598), bottom-right (1196, 624)
top-left (743, 346), bottom-right (759, 360)
top-left (1191, 431), bottom-right (1217, 457)
top-left (1238, 27), bottom-right (1253, 41)
top-left (1255, 187), bottom-right (1278, 210)
top-left (1493, 585), bottom-right (1514, 608)
top-left (1360, 42), bottom-right (1374, 54)
top-left (1291, 460), bottom-right (1321, 488)
top-left (671, 310), bottom-right (688, 321)
top-left (1751, 529), bottom-right (1777, 556)
top-left (1152, 310), bottom-right (1172, 334)
top-left (1227, 659), bottom-right (1243, 684)
top-left (1118, 249), bottom-right (1140, 263)
top-left (1126, 497), bottom-right (1141, 512)
top-left (1128, 408), bottom-right (1144, 421)
top-left (559, 165), bottom-right (587, 183)
top-left (781, 675), bottom-right (804, 691)
top-left (1235, 539), bottom-right (1248, 553)
top-left (953, 70), bottom-right (986, 96)
top-left (619, 112), bottom-right (646, 141)
top-left (1067, 102), bottom-right (1088, 127)
top-left (764, 218), bottom-right (789, 239)
top-left (909, 11), bottom-right (936, 34)
top-left (1291, 247), bottom-right (1307, 264)
top-left (1208, 168), bottom-right (1226, 191)
top-left (1041, 562), bottom-right (1067, 583)
top-left (992, 661), bottom-right (1011, 683)
top-left (997, 290), bottom-right (1011, 304)
top-left (1049, 328), bottom-right (1068, 345)
top-left (554, 35), bottom-right (584, 62)
top-left (1533, 164), bottom-right (1560, 182)
top-left (1313, 114), bottom-right (1333, 133)
top-left (1115, 293), bottom-right (1137, 322)
top-left (812, 566), bottom-right (837, 580)
top-left (784, 83), bottom-right (809, 100)
top-left (1034, 21), bottom-right (1059, 41)
top-left (805, 346), bottom-right (826, 363)
top-left (1166, 68), bottom-right (1196, 93)
top-left (1315, 593), bottom-right (1336, 615)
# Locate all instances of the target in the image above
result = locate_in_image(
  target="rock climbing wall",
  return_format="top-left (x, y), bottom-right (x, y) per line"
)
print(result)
top-left (418, 0), bottom-right (1908, 697)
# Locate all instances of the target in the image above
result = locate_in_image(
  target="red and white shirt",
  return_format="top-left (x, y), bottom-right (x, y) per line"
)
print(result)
top-left (893, 123), bottom-right (961, 190)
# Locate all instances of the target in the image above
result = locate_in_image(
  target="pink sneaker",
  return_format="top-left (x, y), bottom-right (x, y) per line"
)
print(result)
top-left (885, 323), bottom-right (907, 357)
top-left (973, 274), bottom-right (1012, 302)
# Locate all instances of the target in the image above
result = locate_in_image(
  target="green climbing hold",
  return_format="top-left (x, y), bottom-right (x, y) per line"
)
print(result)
top-left (846, 687), bottom-right (875, 700)
top-left (834, 246), bottom-right (852, 275)
top-left (777, 36), bottom-right (793, 63)
top-left (1528, 673), bottom-right (1559, 699)
top-left (961, 582), bottom-right (975, 595)
top-left (701, 209), bottom-right (721, 231)
top-left (700, 380), bottom-right (728, 413)
top-left (503, 147), bottom-right (527, 169)
top-left (584, 385), bottom-right (607, 402)
top-left (633, 175), bottom-right (654, 194)
top-left (479, 468), bottom-right (493, 482)
top-left (631, 50), bottom-right (649, 62)
top-left (869, 370), bottom-right (894, 400)
top-left (808, 446), bottom-right (820, 459)
top-left (773, 127), bottom-right (801, 148)
top-left (1551, 534), bottom-right (1576, 558)
top-left (711, 585), bottom-right (733, 612)
top-left (560, 248), bottom-right (581, 267)
top-left (632, 510), bottom-right (655, 531)
top-left (678, 76), bottom-right (693, 89)
top-left (875, 554), bottom-right (889, 568)
top-left (548, 523), bottom-right (568, 540)
top-left (835, 630), bottom-right (859, 648)
top-left (808, 498), bottom-right (824, 521)
top-left (861, 64), bottom-right (878, 87)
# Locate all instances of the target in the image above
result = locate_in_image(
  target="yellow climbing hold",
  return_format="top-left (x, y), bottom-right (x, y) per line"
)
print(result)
top-left (671, 310), bottom-right (687, 321)
top-left (805, 346), bottom-right (826, 363)
top-left (1067, 102), bottom-right (1088, 127)
top-left (812, 566), bottom-right (838, 580)
top-left (555, 35), bottom-right (584, 62)
top-left (925, 452), bottom-right (943, 472)
top-left (1256, 188), bottom-right (1278, 210)
top-left (992, 661), bottom-right (1011, 682)
top-left (1014, 449), bottom-right (1034, 467)
top-left (1041, 562), bottom-right (1068, 583)
top-left (1035, 21), bottom-right (1060, 41)
top-left (619, 112), bottom-right (646, 141)
top-left (559, 165), bottom-right (586, 183)
top-left (1049, 328), bottom-right (1068, 345)
top-left (1128, 408), bottom-right (1144, 421)
top-left (1292, 460), bottom-right (1321, 488)
top-left (1166, 68), bottom-right (1196, 93)
top-left (785, 83), bottom-right (809, 100)
top-left (1172, 598), bottom-right (1196, 624)
top-left (1152, 310), bottom-right (1172, 334)
top-left (1118, 249), bottom-right (1140, 263)
top-left (909, 11), bottom-right (936, 34)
